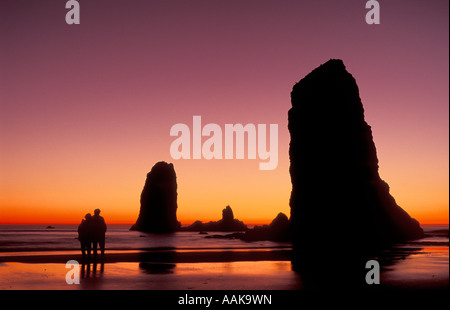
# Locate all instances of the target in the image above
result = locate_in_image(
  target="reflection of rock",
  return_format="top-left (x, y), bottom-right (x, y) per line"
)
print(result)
top-left (288, 60), bottom-right (424, 261)
top-left (139, 262), bottom-right (176, 274)
top-left (183, 206), bottom-right (247, 232)
top-left (130, 162), bottom-right (181, 233)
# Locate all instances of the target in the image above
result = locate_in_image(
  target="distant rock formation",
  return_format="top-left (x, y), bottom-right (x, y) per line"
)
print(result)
top-left (183, 205), bottom-right (247, 232)
top-left (288, 60), bottom-right (424, 262)
top-left (221, 205), bottom-right (235, 225)
top-left (130, 162), bottom-right (181, 233)
top-left (241, 212), bottom-right (290, 242)
top-left (204, 212), bottom-right (290, 242)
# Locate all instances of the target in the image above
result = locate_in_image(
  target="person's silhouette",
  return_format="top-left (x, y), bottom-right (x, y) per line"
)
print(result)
top-left (78, 213), bottom-right (92, 261)
top-left (92, 208), bottom-right (107, 258)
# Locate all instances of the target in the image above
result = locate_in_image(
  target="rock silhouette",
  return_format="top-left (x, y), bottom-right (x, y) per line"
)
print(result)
top-left (221, 205), bottom-right (235, 225)
top-left (203, 212), bottom-right (290, 242)
top-left (241, 212), bottom-right (290, 242)
top-left (184, 205), bottom-right (247, 232)
top-left (288, 60), bottom-right (424, 267)
top-left (130, 161), bottom-right (181, 233)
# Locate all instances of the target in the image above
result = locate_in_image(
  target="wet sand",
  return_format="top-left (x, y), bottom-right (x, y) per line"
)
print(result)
top-left (0, 248), bottom-right (291, 264)
top-left (380, 246), bottom-right (449, 289)
top-left (1, 260), bottom-right (302, 290)
top-left (0, 249), bottom-right (298, 290)
top-left (0, 242), bottom-right (448, 290)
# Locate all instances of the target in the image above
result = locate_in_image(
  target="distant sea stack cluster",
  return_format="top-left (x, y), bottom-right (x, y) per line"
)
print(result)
top-left (129, 162), bottom-right (289, 241)
top-left (288, 59), bottom-right (424, 259)
top-left (182, 205), bottom-right (247, 232)
top-left (129, 162), bottom-right (248, 234)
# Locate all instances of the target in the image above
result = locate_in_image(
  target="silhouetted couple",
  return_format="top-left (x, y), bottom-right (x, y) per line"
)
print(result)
top-left (78, 208), bottom-right (107, 261)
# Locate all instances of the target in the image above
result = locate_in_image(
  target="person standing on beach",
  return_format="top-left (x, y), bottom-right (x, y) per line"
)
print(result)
top-left (92, 208), bottom-right (107, 258)
top-left (78, 213), bottom-right (93, 260)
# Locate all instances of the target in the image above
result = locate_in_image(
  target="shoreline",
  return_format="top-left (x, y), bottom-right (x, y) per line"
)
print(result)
top-left (1, 225), bottom-right (447, 290)
top-left (0, 246), bottom-right (448, 290)
top-left (0, 248), bottom-right (292, 264)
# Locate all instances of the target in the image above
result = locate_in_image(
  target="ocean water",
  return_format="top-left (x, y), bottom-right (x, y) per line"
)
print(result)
top-left (0, 224), bottom-right (291, 253)
top-left (0, 224), bottom-right (447, 289)
top-left (0, 224), bottom-right (447, 254)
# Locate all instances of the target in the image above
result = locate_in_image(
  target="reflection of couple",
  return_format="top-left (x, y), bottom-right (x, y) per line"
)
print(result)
top-left (78, 209), bottom-right (107, 260)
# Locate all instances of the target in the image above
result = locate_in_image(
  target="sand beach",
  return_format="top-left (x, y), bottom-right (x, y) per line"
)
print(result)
top-left (0, 225), bottom-right (447, 290)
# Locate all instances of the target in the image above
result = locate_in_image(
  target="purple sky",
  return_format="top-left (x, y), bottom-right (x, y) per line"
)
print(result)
top-left (1, 0), bottom-right (448, 224)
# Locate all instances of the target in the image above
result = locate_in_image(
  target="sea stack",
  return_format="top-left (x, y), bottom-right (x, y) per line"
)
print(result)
top-left (183, 205), bottom-right (247, 232)
top-left (288, 60), bottom-right (424, 262)
top-left (130, 161), bottom-right (181, 233)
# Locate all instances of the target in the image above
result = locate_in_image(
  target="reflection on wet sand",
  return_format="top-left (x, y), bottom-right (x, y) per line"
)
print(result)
top-left (0, 245), bottom-right (447, 290)
top-left (79, 262), bottom-right (105, 290)
top-left (74, 260), bottom-right (301, 290)
top-left (380, 246), bottom-right (449, 289)
top-left (81, 261), bottom-right (104, 278)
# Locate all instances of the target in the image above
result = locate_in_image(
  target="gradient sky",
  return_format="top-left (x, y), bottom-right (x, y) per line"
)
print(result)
top-left (1, 0), bottom-right (448, 225)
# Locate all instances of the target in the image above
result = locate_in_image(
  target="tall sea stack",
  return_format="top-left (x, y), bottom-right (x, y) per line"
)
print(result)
top-left (130, 161), bottom-right (181, 233)
top-left (288, 60), bottom-right (424, 266)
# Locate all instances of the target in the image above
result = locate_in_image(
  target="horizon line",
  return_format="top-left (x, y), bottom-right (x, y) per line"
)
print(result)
top-left (0, 222), bottom-right (448, 226)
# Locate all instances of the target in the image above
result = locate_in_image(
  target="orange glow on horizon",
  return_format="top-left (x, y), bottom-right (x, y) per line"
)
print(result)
top-left (1, 154), bottom-right (447, 226)
top-left (1, 202), bottom-right (448, 226)
top-left (1, 153), bottom-right (448, 226)
top-left (1, 157), bottom-right (448, 226)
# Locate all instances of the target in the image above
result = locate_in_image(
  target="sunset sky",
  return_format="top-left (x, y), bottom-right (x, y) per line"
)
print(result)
top-left (1, 0), bottom-right (448, 225)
